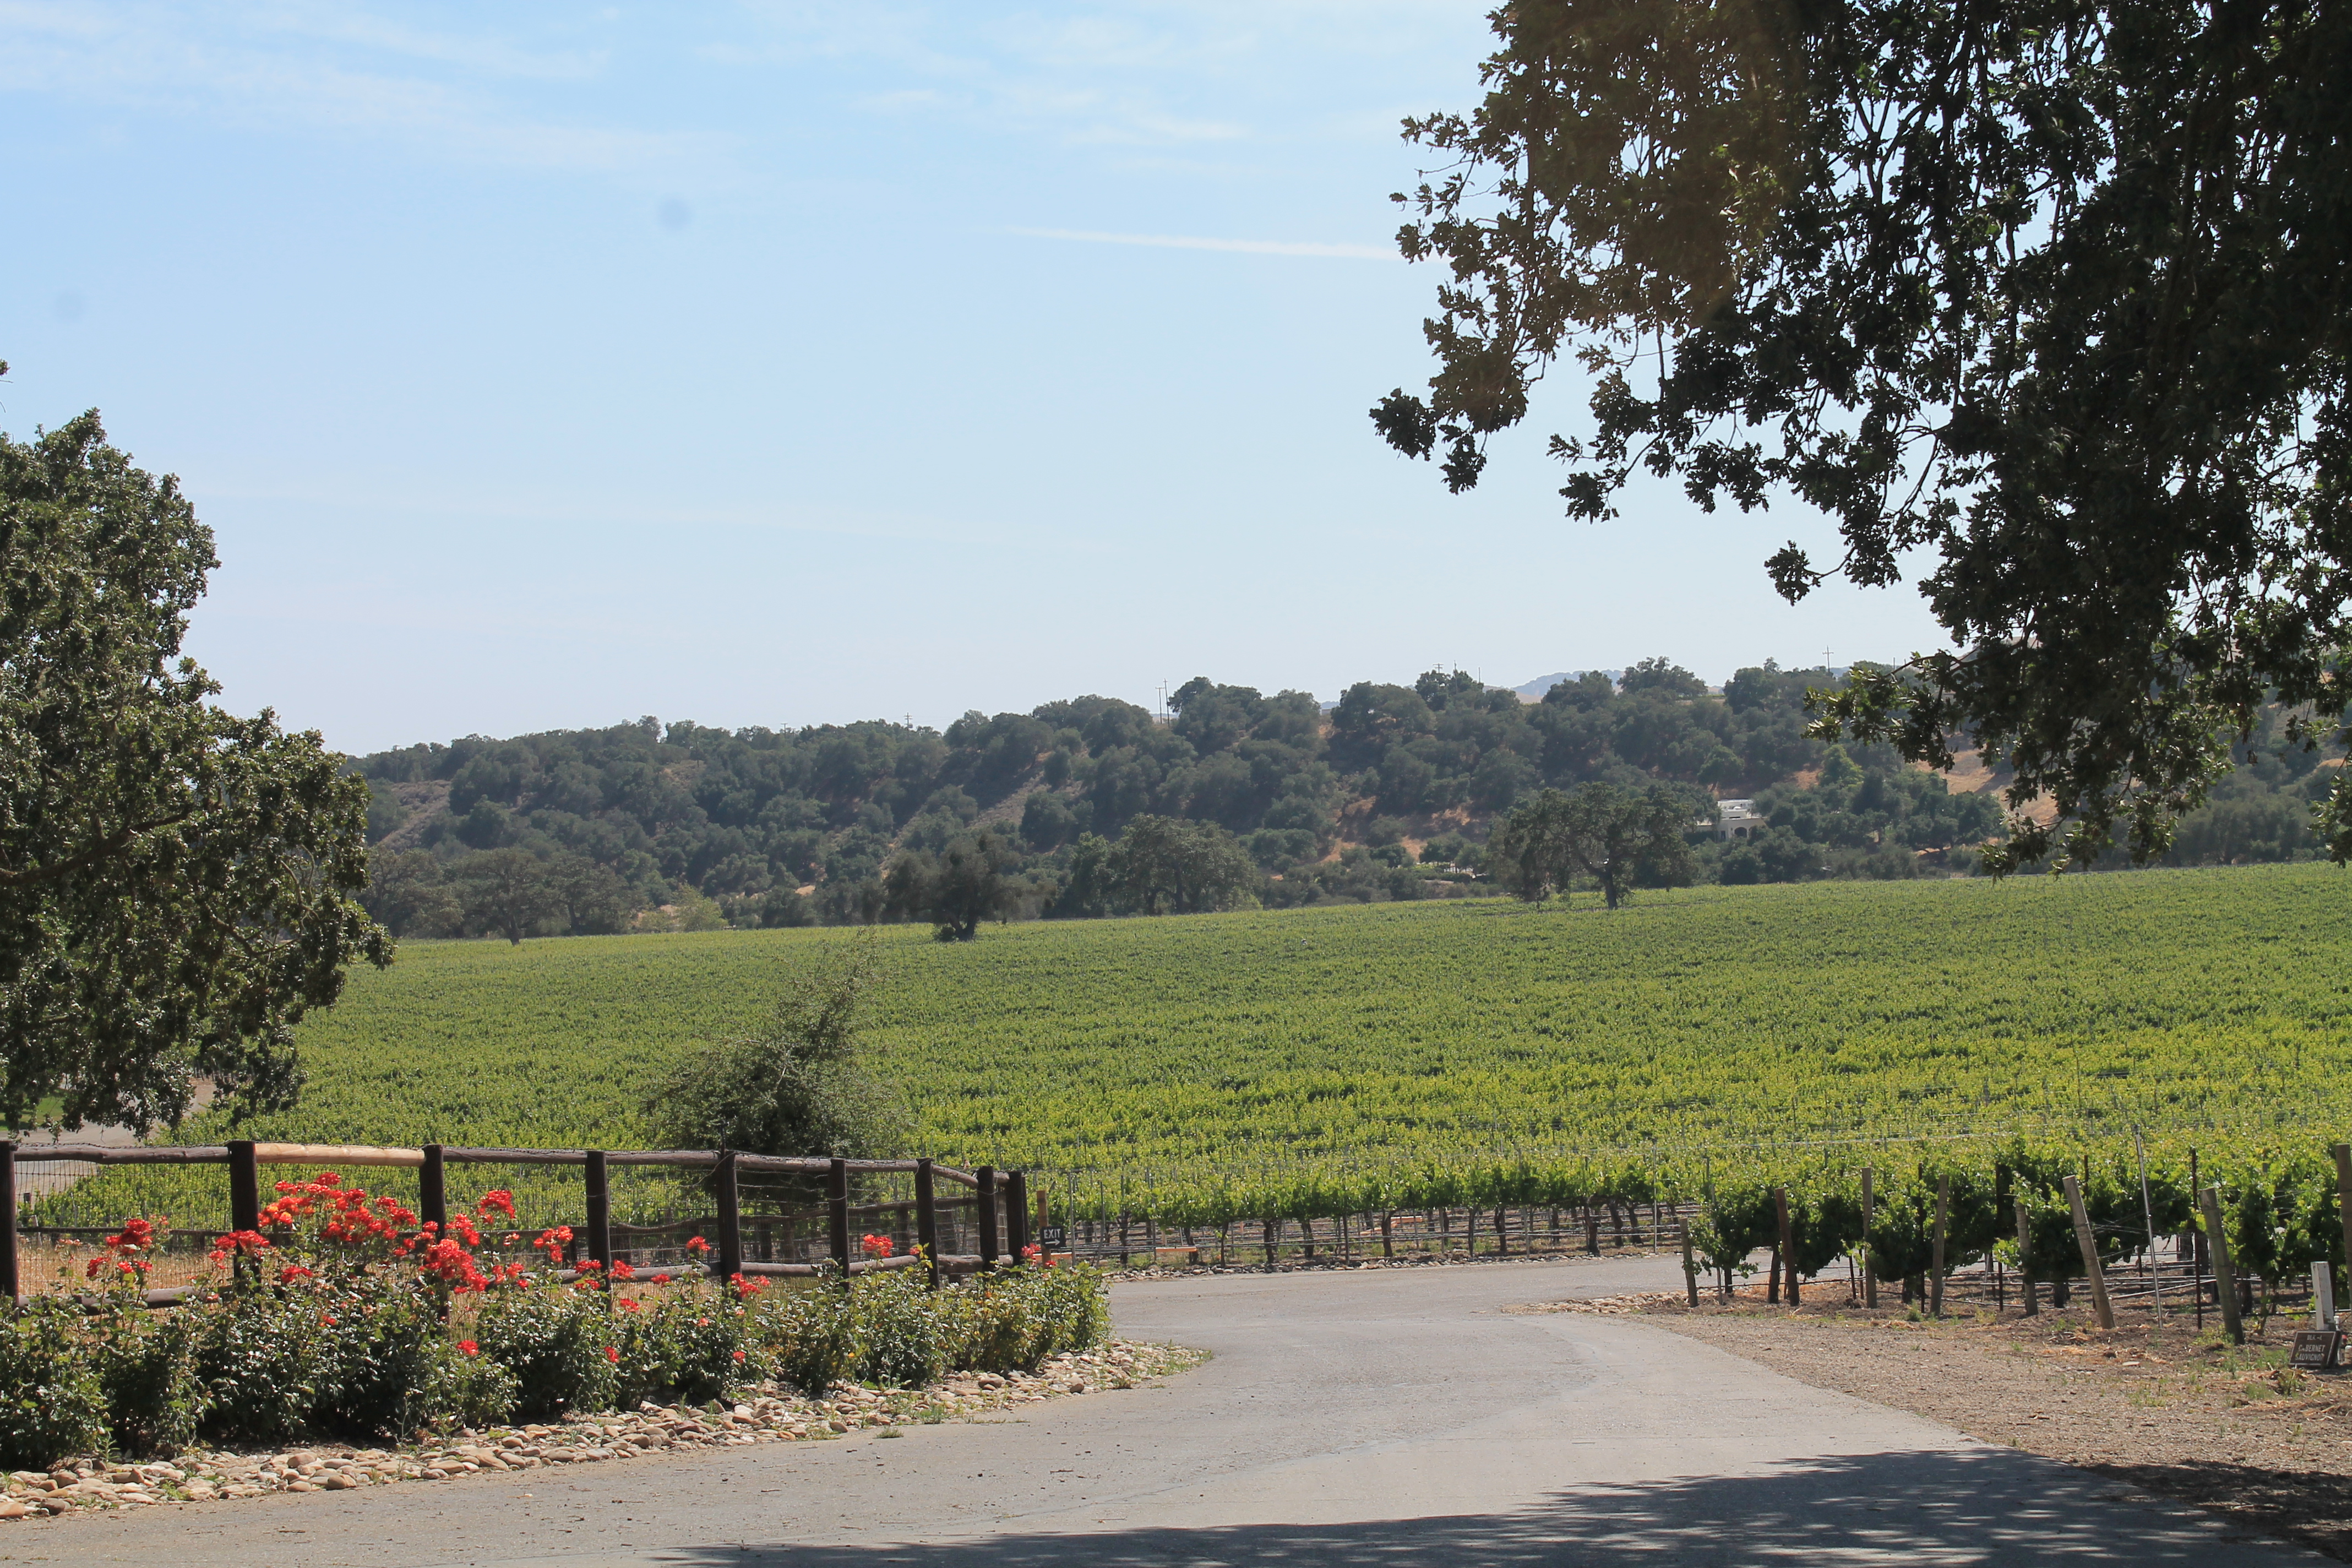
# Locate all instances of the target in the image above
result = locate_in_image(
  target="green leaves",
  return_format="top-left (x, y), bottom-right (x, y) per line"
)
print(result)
top-left (1383, 0), bottom-right (2352, 868)
top-left (0, 412), bottom-right (388, 1133)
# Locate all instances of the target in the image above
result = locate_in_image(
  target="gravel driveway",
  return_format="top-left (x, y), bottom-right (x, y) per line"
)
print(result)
top-left (5, 1253), bottom-right (2322, 1566)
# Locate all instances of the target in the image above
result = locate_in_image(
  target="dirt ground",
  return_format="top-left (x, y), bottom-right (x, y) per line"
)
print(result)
top-left (1517, 1287), bottom-right (2352, 1561)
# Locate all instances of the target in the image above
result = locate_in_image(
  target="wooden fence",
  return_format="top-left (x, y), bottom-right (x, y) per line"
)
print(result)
top-left (0, 1140), bottom-right (1039, 1306)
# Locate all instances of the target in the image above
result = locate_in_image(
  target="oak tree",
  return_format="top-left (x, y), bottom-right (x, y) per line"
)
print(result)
top-left (1376, 1), bottom-right (2352, 869)
top-left (1, 406), bottom-right (388, 1133)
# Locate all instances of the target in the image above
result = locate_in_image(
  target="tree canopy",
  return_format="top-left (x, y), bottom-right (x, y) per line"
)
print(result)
top-left (1, 407), bottom-right (388, 1133)
top-left (1375, 0), bottom-right (2352, 872)
top-left (1488, 782), bottom-right (1697, 908)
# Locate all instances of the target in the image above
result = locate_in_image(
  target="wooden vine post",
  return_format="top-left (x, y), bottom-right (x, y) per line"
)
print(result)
top-left (2015, 1197), bottom-right (2038, 1315)
top-left (1860, 1167), bottom-right (1876, 1309)
top-left (2199, 1185), bottom-right (2245, 1344)
top-left (2132, 1130), bottom-right (2161, 1317)
top-left (914, 1158), bottom-right (940, 1289)
top-left (2334, 1145), bottom-right (2352, 1309)
top-left (2190, 1147), bottom-right (2204, 1329)
top-left (1929, 1174), bottom-right (1950, 1317)
top-left (1774, 1187), bottom-right (1798, 1306)
top-left (2061, 1175), bottom-right (2115, 1330)
top-left (1679, 1201), bottom-right (1698, 1306)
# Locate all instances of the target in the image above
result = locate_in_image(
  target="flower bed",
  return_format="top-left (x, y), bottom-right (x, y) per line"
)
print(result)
top-left (0, 1341), bottom-right (1197, 1517)
top-left (0, 1173), bottom-right (1110, 1472)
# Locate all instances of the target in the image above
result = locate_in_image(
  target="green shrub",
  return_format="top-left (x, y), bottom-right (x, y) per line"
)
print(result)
top-left (939, 1261), bottom-right (1109, 1373)
top-left (417, 1342), bottom-right (520, 1433)
top-left (850, 1267), bottom-right (945, 1387)
top-left (470, 1287), bottom-right (619, 1422)
top-left (754, 1274), bottom-right (861, 1397)
top-left (194, 1288), bottom-right (333, 1449)
top-left (0, 1299), bottom-right (109, 1469)
top-left (92, 1303), bottom-right (202, 1457)
top-left (310, 1283), bottom-right (478, 1441)
top-left (617, 1288), bottom-right (749, 1408)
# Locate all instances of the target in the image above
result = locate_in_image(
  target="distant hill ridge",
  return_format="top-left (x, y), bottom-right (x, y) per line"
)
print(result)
top-left (350, 657), bottom-right (2333, 938)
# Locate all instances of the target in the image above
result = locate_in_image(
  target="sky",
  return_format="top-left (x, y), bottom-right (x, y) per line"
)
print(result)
top-left (1, 1), bottom-right (1951, 755)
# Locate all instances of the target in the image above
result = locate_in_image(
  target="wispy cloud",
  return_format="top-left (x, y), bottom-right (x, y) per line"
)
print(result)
top-left (1010, 226), bottom-right (1393, 259)
top-left (0, 2), bottom-right (719, 176)
top-left (721, 2), bottom-right (1369, 148)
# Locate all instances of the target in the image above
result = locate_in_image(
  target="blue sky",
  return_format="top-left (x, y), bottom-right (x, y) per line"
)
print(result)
top-left (1, 2), bottom-right (1948, 755)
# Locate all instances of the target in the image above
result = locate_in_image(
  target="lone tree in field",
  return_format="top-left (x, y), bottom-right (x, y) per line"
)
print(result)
top-left (646, 936), bottom-right (907, 1160)
top-left (0, 401), bottom-right (389, 1133)
top-left (883, 829), bottom-right (1018, 940)
top-left (455, 847), bottom-right (562, 945)
top-left (1376, 1), bottom-right (2352, 872)
top-left (1489, 783), bottom-right (1696, 910)
top-left (1107, 814), bottom-right (1258, 914)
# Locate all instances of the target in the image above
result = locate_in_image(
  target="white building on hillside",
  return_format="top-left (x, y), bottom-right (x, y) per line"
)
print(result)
top-left (1716, 799), bottom-right (1762, 839)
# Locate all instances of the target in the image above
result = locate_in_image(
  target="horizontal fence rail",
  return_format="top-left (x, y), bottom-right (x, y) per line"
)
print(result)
top-left (0, 1139), bottom-right (1030, 1309)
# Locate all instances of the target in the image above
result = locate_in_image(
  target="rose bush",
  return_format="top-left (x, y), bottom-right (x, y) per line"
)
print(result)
top-left (0, 1172), bottom-right (1109, 1467)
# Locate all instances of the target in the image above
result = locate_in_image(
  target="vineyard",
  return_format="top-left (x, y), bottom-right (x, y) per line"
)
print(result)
top-left (51, 863), bottom-right (2352, 1286)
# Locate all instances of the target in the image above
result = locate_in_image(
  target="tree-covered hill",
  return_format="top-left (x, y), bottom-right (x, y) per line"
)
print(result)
top-left (352, 659), bottom-right (2338, 940)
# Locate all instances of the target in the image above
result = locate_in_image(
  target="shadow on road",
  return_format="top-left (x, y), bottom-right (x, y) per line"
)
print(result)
top-left (2082, 1458), bottom-right (2349, 1561)
top-left (647, 1449), bottom-right (2283, 1565)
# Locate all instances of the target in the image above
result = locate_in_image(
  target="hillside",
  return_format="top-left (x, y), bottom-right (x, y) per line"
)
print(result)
top-left (58, 864), bottom-right (2352, 1228)
top-left (350, 658), bottom-right (2339, 942)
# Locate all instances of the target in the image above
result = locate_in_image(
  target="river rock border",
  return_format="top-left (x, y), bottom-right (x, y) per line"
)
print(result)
top-left (0, 1340), bottom-right (1200, 1519)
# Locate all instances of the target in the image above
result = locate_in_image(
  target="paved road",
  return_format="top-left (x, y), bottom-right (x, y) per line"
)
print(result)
top-left (12, 1254), bottom-right (2320, 1566)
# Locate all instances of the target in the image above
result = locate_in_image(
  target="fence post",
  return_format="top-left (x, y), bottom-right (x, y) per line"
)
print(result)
top-left (915, 1158), bottom-right (940, 1289)
top-left (1006, 1170), bottom-right (1031, 1260)
top-left (0, 1141), bottom-right (15, 1309)
top-left (1860, 1168), bottom-right (1876, 1308)
top-left (714, 1150), bottom-right (743, 1281)
top-left (2200, 1185), bottom-right (2245, 1344)
top-left (585, 1150), bottom-right (612, 1271)
top-left (420, 1144), bottom-right (448, 1233)
top-left (227, 1140), bottom-right (261, 1287)
top-left (826, 1157), bottom-right (851, 1273)
top-left (1929, 1174), bottom-right (1950, 1317)
top-left (2016, 1197), bottom-right (2038, 1315)
top-left (977, 1166), bottom-right (1000, 1268)
top-left (2062, 1175), bottom-right (2116, 1330)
